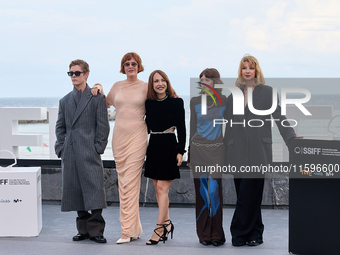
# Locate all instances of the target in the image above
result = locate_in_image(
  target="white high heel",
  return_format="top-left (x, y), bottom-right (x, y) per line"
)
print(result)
top-left (116, 237), bottom-right (132, 244)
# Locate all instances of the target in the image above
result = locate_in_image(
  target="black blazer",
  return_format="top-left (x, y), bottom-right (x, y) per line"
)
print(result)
top-left (224, 85), bottom-right (296, 168)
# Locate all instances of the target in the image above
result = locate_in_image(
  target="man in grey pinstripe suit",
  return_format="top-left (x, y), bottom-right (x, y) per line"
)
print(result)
top-left (55, 59), bottom-right (110, 243)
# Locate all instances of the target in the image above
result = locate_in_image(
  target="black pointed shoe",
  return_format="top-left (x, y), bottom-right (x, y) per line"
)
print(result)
top-left (72, 233), bottom-right (89, 241)
top-left (212, 240), bottom-right (224, 246)
top-left (246, 240), bottom-right (263, 246)
top-left (200, 240), bottom-right (212, 246)
top-left (90, 236), bottom-right (107, 243)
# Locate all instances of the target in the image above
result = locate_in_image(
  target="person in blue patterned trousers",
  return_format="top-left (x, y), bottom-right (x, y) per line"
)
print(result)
top-left (188, 68), bottom-right (227, 247)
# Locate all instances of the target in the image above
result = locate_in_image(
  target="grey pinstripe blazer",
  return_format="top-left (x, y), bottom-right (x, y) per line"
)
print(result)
top-left (55, 84), bottom-right (110, 212)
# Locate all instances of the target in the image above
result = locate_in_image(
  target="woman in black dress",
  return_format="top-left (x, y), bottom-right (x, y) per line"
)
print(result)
top-left (144, 70), bottom-right (186, 245)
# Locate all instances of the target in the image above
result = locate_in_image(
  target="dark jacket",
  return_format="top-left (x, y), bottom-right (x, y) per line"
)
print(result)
top-left (55, 85), bottom-right (110, 211)
top-left (225, 85), bottom-right (296, 169)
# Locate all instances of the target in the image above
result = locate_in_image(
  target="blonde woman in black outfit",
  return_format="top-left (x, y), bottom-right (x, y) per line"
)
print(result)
top-left (225, 55), bottom-right (297, 246)
top-left (144, 70), bottom-right (186, 245)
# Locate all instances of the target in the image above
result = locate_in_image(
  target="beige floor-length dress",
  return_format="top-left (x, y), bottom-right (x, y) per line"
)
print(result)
top-left (106, 79), bottom-right (148, 237)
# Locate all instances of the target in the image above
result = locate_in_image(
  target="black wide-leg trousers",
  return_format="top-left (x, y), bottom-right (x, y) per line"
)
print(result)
top-left (76, 209), bottom-right (105, 237)
top-left (230, 178), bottom-right (264, 246)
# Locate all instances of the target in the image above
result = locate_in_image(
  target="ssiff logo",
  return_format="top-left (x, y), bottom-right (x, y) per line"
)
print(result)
top-left (0, 179), bottom-right (8, 185)
top-left (294, 147), bottom-right (321, 155)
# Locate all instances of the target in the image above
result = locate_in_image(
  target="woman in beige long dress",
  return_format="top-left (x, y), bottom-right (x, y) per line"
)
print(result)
top-left (92, 52), bottom-right (147, 244)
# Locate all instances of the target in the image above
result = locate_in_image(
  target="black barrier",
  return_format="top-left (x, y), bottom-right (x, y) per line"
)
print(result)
top-left (289, 139), bottom-right (340, 255)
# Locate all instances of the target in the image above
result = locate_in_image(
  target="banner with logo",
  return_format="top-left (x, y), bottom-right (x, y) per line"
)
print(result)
top-left (289, 138), bottom-right (340, 255)
top-left (0, 167), bottom-right (42, 236)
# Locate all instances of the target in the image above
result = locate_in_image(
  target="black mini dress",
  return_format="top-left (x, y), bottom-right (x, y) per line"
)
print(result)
top-left (144, 96), bottom-right (186, 180)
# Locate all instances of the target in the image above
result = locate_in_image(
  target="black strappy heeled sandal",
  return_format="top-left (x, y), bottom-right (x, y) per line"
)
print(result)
top-left (163, 219), bottom-right (174, 241)
top-left (146, 224), bottom-right (166, 245)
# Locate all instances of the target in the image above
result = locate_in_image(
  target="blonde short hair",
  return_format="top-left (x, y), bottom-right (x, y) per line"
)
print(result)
top-left (235, 54), bottom-right (265, 89)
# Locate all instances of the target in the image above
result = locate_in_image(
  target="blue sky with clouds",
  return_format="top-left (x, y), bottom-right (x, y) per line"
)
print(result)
top-left (1, 0), bottom-right (339, 97)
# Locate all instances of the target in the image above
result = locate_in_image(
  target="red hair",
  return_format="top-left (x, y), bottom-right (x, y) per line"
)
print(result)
top-left (119, 52), bottom-right (144, 74)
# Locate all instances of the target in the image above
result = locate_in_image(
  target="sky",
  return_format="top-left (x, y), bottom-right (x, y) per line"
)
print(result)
top-left (1, 0), bottom-right (340, 98)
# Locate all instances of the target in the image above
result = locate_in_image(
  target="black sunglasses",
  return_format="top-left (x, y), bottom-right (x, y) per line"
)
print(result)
top-left (67, 71), bottom-right (85, 77)
top-left (123, 62), bottom-right (138, 67)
